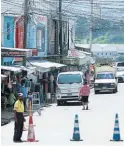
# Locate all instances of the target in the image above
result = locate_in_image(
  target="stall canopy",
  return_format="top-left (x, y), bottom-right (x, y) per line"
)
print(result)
top-left (1, 74), bottom-right (7, 78)
top-left (14, 66), bottom-right (36, 74)
top-left (29, 60), bottom-right (66, 72)
top-left (1, 66), bottom-right (22, 72)
top-left (1, 66), bottom-right (36, 74)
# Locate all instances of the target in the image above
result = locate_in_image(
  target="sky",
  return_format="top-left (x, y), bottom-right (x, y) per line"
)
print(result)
top-left (1, 0), bottom-right (124, 22)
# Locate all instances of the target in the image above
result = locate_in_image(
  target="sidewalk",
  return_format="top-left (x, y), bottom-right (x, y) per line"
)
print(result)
top-left (1, 103), bottom-right (52, 126)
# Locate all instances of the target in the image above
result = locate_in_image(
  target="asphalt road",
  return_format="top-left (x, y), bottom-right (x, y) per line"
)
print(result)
top-left (1, 83), bottom-right (124, 145)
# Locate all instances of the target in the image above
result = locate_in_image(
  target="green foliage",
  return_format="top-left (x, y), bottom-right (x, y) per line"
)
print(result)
top-left (116, 55), bottom-right (124, 61)
top-left (75, 17), bottom-right (124, 44)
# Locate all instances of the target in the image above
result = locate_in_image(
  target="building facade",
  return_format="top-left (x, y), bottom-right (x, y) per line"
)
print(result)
top-left (1, 15), bottom-right (15, 65)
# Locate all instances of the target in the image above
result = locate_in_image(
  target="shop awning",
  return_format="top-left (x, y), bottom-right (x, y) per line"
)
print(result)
top-left (1, 74), bottom-right (8, 78)
top-left (1, 47), bottom-right (31, 52)
top-left (18, 66), bottom-right (36, 74)
top-left (29, 60), bottom-right (66, 72)
top-left (1, 66), bottom-right (22, 72)
top-left (1, 47), bottom-right (32, 57)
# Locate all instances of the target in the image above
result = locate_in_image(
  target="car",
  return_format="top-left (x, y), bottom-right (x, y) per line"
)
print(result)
top-left (94, 71), bottom-right (118, 94)
top-left (116, 68), bottom-right (124, 83)
top-left (115, 61), bottom-right (124, 82)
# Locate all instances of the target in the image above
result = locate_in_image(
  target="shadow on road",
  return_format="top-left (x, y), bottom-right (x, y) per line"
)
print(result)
top-left (95, 92), bottom-right (114, 95)
top-left (57, 101), bottom-right (83, 106)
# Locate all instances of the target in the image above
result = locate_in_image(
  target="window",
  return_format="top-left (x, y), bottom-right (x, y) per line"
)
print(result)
top-left (36, 28), bottom-right (42, 50)
top-left (4, 62), bottom-right (12, 66)
top-left (110, 53), bottom-right (111, 55)
top-left (106, 53), bottom-right (107, 55)
top-left (36, 27), bottom-right (45, 52)
top-left (7, 22), bottom-right (10, 40)
top-left (57, 74), bottom-right (82, 84)
top-left (96, 73), bottom-right (114, 79)
top-left (117, 62), bottom-right (124, 67)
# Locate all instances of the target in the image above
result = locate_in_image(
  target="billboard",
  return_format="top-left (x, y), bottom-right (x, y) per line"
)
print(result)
top-left (27, 14), bottom-right (48, 57)
top-left (15, 16), bottom-right (24, 48)
top-left (69, 20), bottom-right (75, 50)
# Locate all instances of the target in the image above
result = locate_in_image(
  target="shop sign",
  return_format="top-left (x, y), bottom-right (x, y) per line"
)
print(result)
top-left (68, 49), bottom-right (86, 58)
top-left (68, 49), bottom-right (79, 57)
top-left (1, 51), bottom-right (26, 57)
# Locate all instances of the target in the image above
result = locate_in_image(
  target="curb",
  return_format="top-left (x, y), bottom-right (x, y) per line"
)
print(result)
top-left (1, 118), bottom-right (11, 126)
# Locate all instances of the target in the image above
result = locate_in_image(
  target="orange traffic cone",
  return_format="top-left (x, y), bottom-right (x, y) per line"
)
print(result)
top-left (26, 115), bottom-right (39, 142)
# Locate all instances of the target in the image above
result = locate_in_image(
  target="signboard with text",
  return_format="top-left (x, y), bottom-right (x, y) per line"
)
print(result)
top-left (1, 50), bottom-right (32, 57)
top-left (1, 51), bottom-right (26, 57)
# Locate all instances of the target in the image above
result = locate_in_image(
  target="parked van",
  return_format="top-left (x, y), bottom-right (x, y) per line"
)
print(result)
top-left (56, 71), bottom-right (84, 105)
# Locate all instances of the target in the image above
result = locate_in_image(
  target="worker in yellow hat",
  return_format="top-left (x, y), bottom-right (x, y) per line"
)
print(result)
top-left (13, 93), bottom-right (26, 142)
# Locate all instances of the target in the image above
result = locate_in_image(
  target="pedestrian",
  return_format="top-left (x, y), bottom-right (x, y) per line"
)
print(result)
top-left (79, 80), bottom-right (90, 110)
top-left (13, 93), bottom-right (26, 142)
top-left (27, 91), bottom-right (33, 112)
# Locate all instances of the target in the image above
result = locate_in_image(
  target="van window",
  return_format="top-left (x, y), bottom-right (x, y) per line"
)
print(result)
top-left (58, 74), bottom-right (82, 84)
top-left (117, 62), bottom-right (124, 67)
top-left (96, 73), bottom-right (114, 79)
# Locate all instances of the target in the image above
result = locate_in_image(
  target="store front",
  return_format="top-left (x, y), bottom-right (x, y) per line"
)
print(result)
top-left (1, 47), bottom-right (33, 110)
top-left (62, 49), bottom-right (91, 72)
top-left (1, 47), bottom-right (32, 65)
top-left (26, 60), bottom-right (66, 103)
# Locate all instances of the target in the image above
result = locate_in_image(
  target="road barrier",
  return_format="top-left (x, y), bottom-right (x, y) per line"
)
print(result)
top-left (70, 114), bottom-right (83, 141)
top-left (26, 101), bottom-right (39, 142)
top-left (110, 113), bottom-right (123, 142)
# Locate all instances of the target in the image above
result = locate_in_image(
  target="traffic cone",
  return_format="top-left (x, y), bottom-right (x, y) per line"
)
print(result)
top-left (110, 113), bottom-right (123, 142)
top-left (26, 115), bottom-right (39, 142)
top-left (70, 114), bottom-right (83, 141)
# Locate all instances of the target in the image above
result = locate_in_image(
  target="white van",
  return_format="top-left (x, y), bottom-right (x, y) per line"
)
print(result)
top-left (56, 71), bottom-right (84, 105)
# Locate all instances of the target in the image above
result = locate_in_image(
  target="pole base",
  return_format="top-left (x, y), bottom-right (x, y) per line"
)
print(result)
top-left (70, 139), bottom-right (83, 141)
top-left (25, 140), bottom-right (39, 142)
top-left (110, 139), bottom-right (123, 142)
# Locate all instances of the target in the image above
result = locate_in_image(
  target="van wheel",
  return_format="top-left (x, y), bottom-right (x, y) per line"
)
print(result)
top-left (57, 101), bottom-right (61, 106)
top-left (94, 90), bottom-right (99, 94)
top-left (113, 87), bottom-right (117, 93)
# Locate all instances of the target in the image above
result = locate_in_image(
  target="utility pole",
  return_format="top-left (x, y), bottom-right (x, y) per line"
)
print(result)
top-left (59, 0), bottom-right (63, 63)
top-left (89, 0), bottom-right (93, 54)
top-left (23, 0), bottom-right (29, 66)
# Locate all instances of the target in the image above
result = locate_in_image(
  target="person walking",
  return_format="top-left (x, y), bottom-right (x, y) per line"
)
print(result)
top-left (79, 80), bottom-right (90, 110)
top-left (13, 93), bottom-right (26, 142)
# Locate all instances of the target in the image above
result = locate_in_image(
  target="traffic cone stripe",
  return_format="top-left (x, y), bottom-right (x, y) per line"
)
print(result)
top-left (113, 131), bottom-right (120, 134)
top-left (114, 128), bottom-right (120, 131)
top-left (74, 130), bottom-right (80, 134)
top-left (114, 125), bottom-right (119, 128)
top-left (74, 128), bottom-right (79, 132)
top-left (74, 123), bottom-right (79, 128)
top-left (115, 122), bottom-right (119, 126)
top-left (75, 117), bottom-right (78, 121)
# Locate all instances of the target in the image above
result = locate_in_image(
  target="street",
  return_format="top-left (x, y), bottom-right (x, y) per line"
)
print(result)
top-left (1, 83), bottom-right (124, 146)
